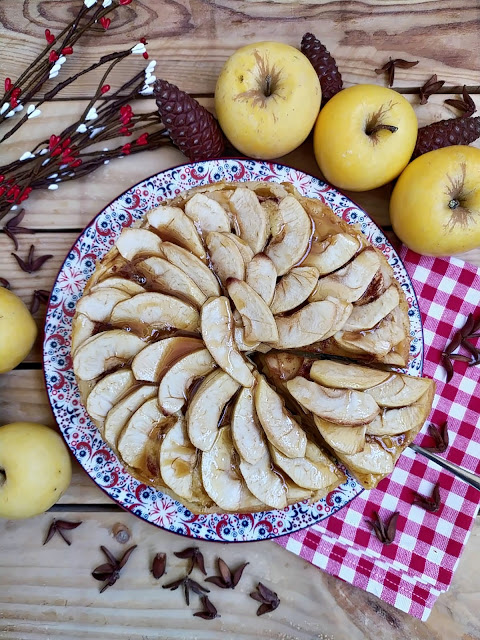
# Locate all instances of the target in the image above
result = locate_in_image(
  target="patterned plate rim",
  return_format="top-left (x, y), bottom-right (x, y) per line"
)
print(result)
top-left (43, 158), bottom-right (424, 543)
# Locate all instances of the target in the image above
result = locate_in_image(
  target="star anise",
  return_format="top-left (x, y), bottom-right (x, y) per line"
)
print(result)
top-left (91, 545), bottom-right (137, 593)
top-left (152, 552), bottom-right (167, 579)
top-left (413, 482), bottom-right (442, 513)
top-left (4, 208), bottom-right (34, 251)
top-left (162, 575), bottom-right (210, 606)
top-left (419, 74), bottom-right (445, 105)
top-left (423, 422), bottom-right (449, 453)
top-left (250, 582), bottom-right (281, 616)
top-left (174, 546), bottom-right (206, 575)
top-left (375, 58), bottom-right (419, 87)
top-left (442, 313), bottom-right (480, 381)
top-left (11, 244), bottom-right (53, 274)
top-left (445, 86), bottom-right (476, 117)
top-left (0, 277), bottom-right (10, 289)
top-left (366, 510), bottom-right (399, 545)
top-left (30, 289), bottom-right (50, 313)
top-left (193, 595), bottom-right (220, 620)
top-left (205, 558), bottom-right (249, 589)
top-left (43, 519), bottom-right (82, 546)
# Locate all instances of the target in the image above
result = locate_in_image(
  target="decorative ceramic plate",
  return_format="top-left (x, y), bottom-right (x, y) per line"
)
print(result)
top-left (43, 158), bottom-right (423, 542)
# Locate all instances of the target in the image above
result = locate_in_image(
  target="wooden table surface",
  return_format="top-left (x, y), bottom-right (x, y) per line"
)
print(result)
top-left (1, 2), bottom-right (480, 639)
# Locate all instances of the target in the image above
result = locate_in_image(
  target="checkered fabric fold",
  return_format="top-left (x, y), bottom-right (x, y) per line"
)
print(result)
top-left (276, 249), bottom-right (480, 621)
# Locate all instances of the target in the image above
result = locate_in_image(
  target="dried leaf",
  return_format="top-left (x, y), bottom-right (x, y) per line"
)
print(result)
top-left (55, 519), bottom-right (82, 531)
top-left (375, 58), bottom-right (418, 86)
top-left (386, 511), bottom-right (400, 543)
top-left (162, 577), bottom-right (184, 591)
top-left (461, 313), bottom-right (475, 337)
top-left (152, 552), bottom-right (167, 580)
top-left (204, 576), bottom-right (229, 589)
top-left (413, 482), bottom-right (442, 513)
top-left (174, 547), bottom-right (197, 559)
top-left (118, 545), bottom-right (137, 569)
top-left (419, 74), bottom-right (445, 105)
top-left (445, 86), bottom-right (476, 117)
top-left (442, 354), bottom-right (454, 383)
top-left (100, 545), bottom-right (118, 566)
top-left (449, 353), bottom-right (473, 363)
top-left (43, 521), bottom-right (57, 546)
top-left (366, 510), bottom-right (399, 545)
top-left (232, 562), bottom-right (249, 587)
top-left (218, 558), bottom-right (232, 586)
top-left (0, 277), bottom-right (10, 289)
top-left (92, 563), bottom-right (117, 581)
top-left (257, 582), bottom-right (278, 603)
top-left (257, 602), bottom-right (276, 616)
top-left (43, 519), bottom-right (82, 546)
top-left (193, 596), bottom-right (220, 620)
top-left (11, 244), bottom-right (53, 274)
top-left (188, 578), bottom-right (210, 596)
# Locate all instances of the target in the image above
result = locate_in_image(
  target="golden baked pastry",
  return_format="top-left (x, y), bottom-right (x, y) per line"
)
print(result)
top-left (72, 180), bottom-right (434, 511)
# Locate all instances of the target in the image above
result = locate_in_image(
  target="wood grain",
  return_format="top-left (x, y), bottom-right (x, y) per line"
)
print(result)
top-left (0, 511), bottom-right (479, 640)
top-left (0, 0), bottom-right (479, 96)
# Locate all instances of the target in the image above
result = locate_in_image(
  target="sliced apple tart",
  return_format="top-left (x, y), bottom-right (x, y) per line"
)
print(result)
top-left (72, 179), bottom-right (433, 512)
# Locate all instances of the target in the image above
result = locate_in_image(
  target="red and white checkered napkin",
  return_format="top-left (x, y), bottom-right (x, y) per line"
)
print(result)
top-left (276, 248), bottom-right (480, 621)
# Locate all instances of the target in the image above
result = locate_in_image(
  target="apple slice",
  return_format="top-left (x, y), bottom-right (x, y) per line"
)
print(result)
top-left (232, 310), bottom-right (259, 352)
top-left (366, 374), bottom-right (432, 408)
top-left (184, 192), bottom-right (230, 234)
top-left (201, 426), bottom-right (253, 511)
top-left (310, 360), bottom-right (390, 390)
top-left (313, 415), bottom-right (366, 455)
top-left (137, 256), bottom-right (207, 307)
top-left (302, 233), bottom-right (360, 275)
top-left (160, 242), bottom-right (221, 298)
top-left (286, 377), bottom-right (379, 426)
top-left (231, 387), bottom-right (268, 464)
top-left (245, 253), bottom-right (277, 306)
top-left (238, 453), bottom-right (288, 509)
top-left (86, 369), bottom-right (136, 427)
top-left (132, 337), bottom-right (203, 382)
top-left (158, 348), bottom-right (217, 414)
top-left (229, 187), bottom-right (269, 254)
top-left (367, 386), bottom-right (434, 436)
top-left (254, 376), bottom-right (307, 458)
top-left (147, 205), bottom-right (206, 260)
top-left (110, 292), bottom-right (200, 333)
top-left (205, 231), bottom-right (245, 284)
top-left (186, 369), bottom-right (240, 451)
top-left (270, 266), bottom-right (319, 315)
top-left (117, 397), bottom-right (172, 469)
top-left (309, 249), bottom-right (381, 303)
top-left (227, 278), bottom-right (278, 343)
top-left (265, 196), bottom-right (312, 276)
top-left (273, 299), bottom-right (346, 349)
top-left (320, 298), bottom-right (354, 340)
top-left (262, 352), bottom-right (304, 382)
top-left (335, 309), bottom-right (406, 357)
top-left (104, 384), bottom-right (158, 449)
top-left (201, 296), bottom-right (254, 387)
top-left (339, 441), bottom-right (394, 478)
top-left (270, 441), bottom-right (341, 489)
top-left (91, 277), bottom-right (145, 295)
top-left (159, 416), bottom-right (201, 502)
top-left (342, 285), bottom-right (400, 332)
top-left (116, 228), bottom-right (163, 260)
top-left (71, 313), bottom-right (95, 355)
top-left (76, 288), bottom-right (130, 322)
top-left (229, 233), bottom-right (255, 265)
top-left (73, 330), bottom-right (146, 381)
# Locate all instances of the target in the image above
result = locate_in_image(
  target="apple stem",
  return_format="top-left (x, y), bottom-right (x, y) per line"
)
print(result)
top-left (366, 124), bottom-right (398, 135)
top-left (264, 74), bottom-right (272, 98)
top-left (448, 199), bottom-right (460, 209)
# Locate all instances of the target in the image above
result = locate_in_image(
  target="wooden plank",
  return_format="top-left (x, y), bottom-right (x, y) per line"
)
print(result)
top-left (0, 510), bottom-right (479, 639)
top-left (1, 95), bottom-right (479, 235)
top-left (0, 1), bottom-right (479, 96)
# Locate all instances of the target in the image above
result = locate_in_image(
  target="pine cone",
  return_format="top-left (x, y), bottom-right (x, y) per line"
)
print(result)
top-left (301, 33), bottom-right (343, 106)
top-left (413, 116), bottom-right (480, 159)
top-left (154, 79), bottom-right (225, 162)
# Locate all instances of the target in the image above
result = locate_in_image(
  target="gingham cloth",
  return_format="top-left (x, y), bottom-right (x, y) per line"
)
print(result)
top-left (276, 249), bottom-right (480, 621)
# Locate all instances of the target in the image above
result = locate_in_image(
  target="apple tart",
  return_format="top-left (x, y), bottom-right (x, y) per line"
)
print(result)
top-left (72, 180), bottom-right (433, 512)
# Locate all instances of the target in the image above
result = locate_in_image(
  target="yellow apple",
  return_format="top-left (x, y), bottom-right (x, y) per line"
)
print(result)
top-left (0, 287), bottom-right (38, 373)
top-left (390, 145), bottom-right (480, 256)
top-left (215, 41), bottom-right (321, 159)
top-left (0, 422), bottom-right (72, 519)
top-left (313, 84), bottom-right (418, 191)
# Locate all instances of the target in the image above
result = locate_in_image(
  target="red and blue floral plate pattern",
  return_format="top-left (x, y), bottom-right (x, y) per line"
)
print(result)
top-left (43, 159), bottom-right (423, 542)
